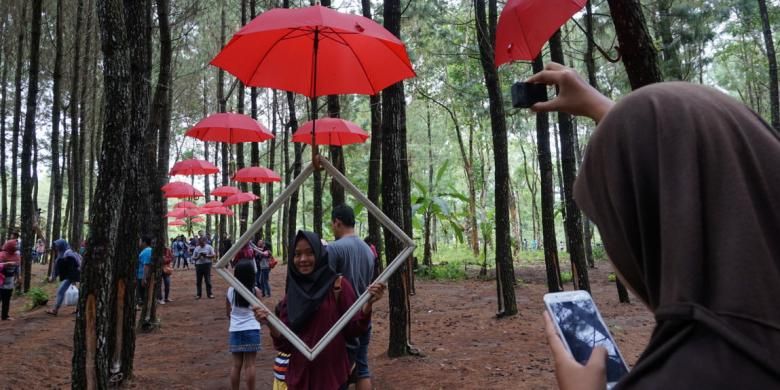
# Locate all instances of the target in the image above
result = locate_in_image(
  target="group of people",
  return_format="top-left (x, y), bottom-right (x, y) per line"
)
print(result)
top-left (223, 204), bottom-right (383, 390)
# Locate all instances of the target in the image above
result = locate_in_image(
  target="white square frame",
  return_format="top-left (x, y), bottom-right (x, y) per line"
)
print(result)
top-left (214, 157), bottom-right (415, 361)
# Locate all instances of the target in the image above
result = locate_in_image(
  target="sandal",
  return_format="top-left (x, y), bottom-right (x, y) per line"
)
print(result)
top-left (45, 310), bottom-right (58, 316)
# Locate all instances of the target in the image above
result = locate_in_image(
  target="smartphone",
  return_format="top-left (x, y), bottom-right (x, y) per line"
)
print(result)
top-left (544, 290), bottom-right (629, 388)
top-left (511, 81), bottom-right (547, 108)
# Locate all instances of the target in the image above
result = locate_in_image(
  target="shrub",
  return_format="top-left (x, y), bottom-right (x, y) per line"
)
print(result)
top-left (26, 287), bottom-right (49, 309)
top-left (416, 262), bottom-right (466, 280)
top-left (608, 273), bottom-right (617, 282)
top-left (560, 271), bottom-right (573, 283)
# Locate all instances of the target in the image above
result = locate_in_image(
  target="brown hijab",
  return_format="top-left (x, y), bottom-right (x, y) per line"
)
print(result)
top-left (575, 82), bottom-right (780, 388)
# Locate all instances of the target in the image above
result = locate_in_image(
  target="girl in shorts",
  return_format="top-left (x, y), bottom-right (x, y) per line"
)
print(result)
top-left (226, 261), bottom-right (262, 390)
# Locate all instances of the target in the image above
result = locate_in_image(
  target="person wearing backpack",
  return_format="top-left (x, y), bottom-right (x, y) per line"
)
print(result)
top-left (0, 240), bottom-right (20, 320)
top-left (46, 239), bottom-right (81, 316)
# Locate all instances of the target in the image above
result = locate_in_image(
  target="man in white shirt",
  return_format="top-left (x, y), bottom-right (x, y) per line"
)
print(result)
top-left (192, 237), bottom-right (216, 299)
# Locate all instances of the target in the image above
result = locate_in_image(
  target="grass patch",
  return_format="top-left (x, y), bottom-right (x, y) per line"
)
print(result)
top-left (26, 287), bottom-right (49, 310)
top-left (415, 262), bottom-right (467, 280)
top-left (607, 273), bottom-right (616, 282)
top-left (560, 271), bottom-right (573, 283)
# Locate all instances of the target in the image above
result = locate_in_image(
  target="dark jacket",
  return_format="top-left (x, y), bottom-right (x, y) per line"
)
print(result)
top-left (55, 253), bottom-right (80, 282)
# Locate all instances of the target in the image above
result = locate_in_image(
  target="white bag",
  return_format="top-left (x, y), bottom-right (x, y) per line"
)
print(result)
top-left (65, 285), bottom-right (79, 306)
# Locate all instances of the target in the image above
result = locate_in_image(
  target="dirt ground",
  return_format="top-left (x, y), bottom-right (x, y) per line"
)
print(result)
top-left (0, 260), bottom-right (653, 389)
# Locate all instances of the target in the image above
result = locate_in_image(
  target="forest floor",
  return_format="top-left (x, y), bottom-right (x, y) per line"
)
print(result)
top-left (0, 259), bottom-right (653, 389)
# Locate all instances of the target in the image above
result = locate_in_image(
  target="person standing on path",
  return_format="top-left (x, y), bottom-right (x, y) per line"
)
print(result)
top-left (46, 239), bottom-right (81, 316)
top-left (173, 235), bottom-right (188, 269)
top-left (327, 204), bottom-right (377, 390)
top-left (226, 261), bottom-right (262, 390)
top-left (192, 236), bottom-right (216, 299)
top-left (0, 240), bottom-right (20, 320)
top-left (253, 240), bottom-right (272, 297)
top-left (137, 235), bottom-right (154, 307)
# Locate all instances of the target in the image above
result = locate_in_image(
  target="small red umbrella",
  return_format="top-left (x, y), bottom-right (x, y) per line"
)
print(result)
top-left (191, 217), bottom-right (205, 223)
top-left (202, 200), bottom-right (224, 208)
top-left (170, 159), bottom-right (220, 176)
top-left (211, 185), bottom-right (241, 198)
top-left (185, 113), bottom-right (273, 144)
top-left (163, 182), bottom-right (204, 199)
top-left (168, 220), bottom-right (186, 226)
top-left (202, 206), bottom-right (235, 216)
top-left (292, 118), bottom-right (369, 146)
top-left (233, 166), bottom-right (282, 184)
top-left (223, 192), bottom-right (260, 207)
top-left (173, 201), bottom-right (199, 209)
top-left (495, 0), bottom-right (586, 66)
top-left (166, 208), bottom-right (203, 218)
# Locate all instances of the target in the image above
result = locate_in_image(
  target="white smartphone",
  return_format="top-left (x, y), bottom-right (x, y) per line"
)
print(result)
top-left (544, 290), bottom-right (630, 388)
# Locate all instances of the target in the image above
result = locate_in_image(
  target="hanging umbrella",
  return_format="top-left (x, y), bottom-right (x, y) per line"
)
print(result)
top-left (166, 208), bottom-right (203, 218)
top-left (170, 159), bottom-right (220, 176)
top-left (223, 192), bottom-right (260, 207)
top-left (168, 220), bottom-right (186, 226)
top-left (202, 206), bottom-right (235, 216)
top-left (495, 0), bottom-right (587, 66)
top-left (191, 217), bottom-right (205, 223)
top-left (162, 181), bottom-right (193, 192)
top-left (173, 201), bottom-right (199, 209)
top-left (163, 182), bottom-right (204, 199)
top-left (292, 118), bottom-right (369, 146)
top-left (211, 185), bottom-right (241, 198)
top-left (202, 200), bottom-right (224, 208)
top-left (185, 112), bottom-right (274, 144)
top-left (210, 5), bottom-right (415, 98)
top-left (233, 166), bottom-right (282, 184)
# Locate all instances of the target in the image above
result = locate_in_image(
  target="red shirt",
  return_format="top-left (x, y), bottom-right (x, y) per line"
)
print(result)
top-left (273, 277), bottom-right (371, 390)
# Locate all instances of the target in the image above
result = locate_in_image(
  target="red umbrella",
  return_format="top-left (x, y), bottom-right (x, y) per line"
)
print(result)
top-left (185, 112), bottom-right (274, 144)
top-left (233, 166), bottom-right (281, 184)
top-left (173, 201), bottom-right (199, 209)
top-left (168, 220), bottom-right (186, 226)
top-left (202, 206), bottom-right (235, 216)
top-left (170, 159), bottom-right (220, 176)
top-left (191, 217), bottom-right (205, 223)
top-left (292, 118), bottom-right (369, 146)
top-left (162, 182), bottom-right (204, 199)
top-left (211, 185), bottom-right (241, 198)
top-left (223, 192), bottom-right (260, 207)
top-left (210, 5), bottom-right (415, 98)
top-left (202, 200), bottom-right (224, 208)
top-left (495, 0), bottom-right (586, 66)
top-left (166, 208), bottom-right (203, 218)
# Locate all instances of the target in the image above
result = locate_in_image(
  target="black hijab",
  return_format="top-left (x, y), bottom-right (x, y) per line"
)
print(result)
top-left (575, 82), bottom-right (780, 388)
top-left (285, 230), bottom-right (338, 332)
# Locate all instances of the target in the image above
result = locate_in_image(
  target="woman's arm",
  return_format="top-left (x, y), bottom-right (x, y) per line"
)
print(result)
top-left (526, 62), bottom-right (615, 123)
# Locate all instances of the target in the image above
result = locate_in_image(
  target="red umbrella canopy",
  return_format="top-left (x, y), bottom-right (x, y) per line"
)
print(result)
top-left (162, 182), bottom-right (204, 199)
top-left (202, 200), bottom-right (224, 208)
top-left (185, 113), bottom-right (273, 144)
top-left (233, 166), bottom-right (281, 184)
top-left (170, 159), bottom-right (220, 176)
top-left (191, 217), bottom-right (205, 223)
top-left (173, 201), bottom-right (199, 209)
top-left (223, 192), bottom-right (260, 207)
top-left (169, 220), bottom-right (186, 226)
top-left (210, 5), bottom-right (415, 98)
top-left (166, 208), bottom-right (203, 218)
top-left (495, 0), bottom-right (586, 66)
top-left (211, 185), bottom-right (241, 198)
top-left (202, 206), bottom-right (235, 216)
top-left (292, 118), bottom-right (369, 146)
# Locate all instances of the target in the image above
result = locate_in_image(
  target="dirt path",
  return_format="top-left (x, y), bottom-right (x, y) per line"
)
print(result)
top-left (0, 262), bottom-right (652, 389)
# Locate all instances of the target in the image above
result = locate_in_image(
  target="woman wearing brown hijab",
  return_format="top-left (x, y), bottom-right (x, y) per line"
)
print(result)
top-left (528, 63), bottom-right (780, 389)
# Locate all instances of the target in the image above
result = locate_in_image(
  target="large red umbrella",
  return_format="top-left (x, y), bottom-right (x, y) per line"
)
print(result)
top-left (166, 208), bottom-right (203, 218)
top-left (170, 159), bottom-right (220, 176)
top-left (210, 5), bottom-right (415, 98)
top-left (185, 112), bottom-right (274, 144)
top-left (202, 200), bottom-right (224, 208)
top-left (223, 192), bottom-right (260, 207)
top-left (211, 185), bottom-right (241, 198)
top-left (162, 182), bottom-right (204, 199)
top-left (233, 166), bottom-right (281, 184)
top-left (202, 206), bottom-right (235, 216)
top-left (495, 0), bottom-right (586, 66)
top-left (173, 201), bottom-right (199, 209)
top-left (292, 118), bottom-right (369, 146)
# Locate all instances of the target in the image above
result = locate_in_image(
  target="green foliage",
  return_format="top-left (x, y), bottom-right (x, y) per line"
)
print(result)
top-left (608, 273), bottom-right (617, 283)
top-left (26, 287), bottom-right (49, 309)
top-left (416, 262), bottom-right (466, 280)
top-left (560, 271), bottom-right (573, 284)
top-left (592, 244), bottom-right (607, 261)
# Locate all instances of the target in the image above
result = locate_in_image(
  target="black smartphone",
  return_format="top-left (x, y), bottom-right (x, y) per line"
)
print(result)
top-left (511, 81), bottom-right (547, 108)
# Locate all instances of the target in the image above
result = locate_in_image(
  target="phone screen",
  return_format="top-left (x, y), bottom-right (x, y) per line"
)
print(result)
top-left (548, 299), bottom-right (629, 383)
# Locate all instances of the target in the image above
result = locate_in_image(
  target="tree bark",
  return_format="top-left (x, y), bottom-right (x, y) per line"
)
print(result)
top-left (657, 0), bottom-right (683, 80)
top-left (9, 4), bottom-right (26, 235)
top-left (202, 74), bottom-right (211, 235)
top-left (327, 96), bottom-right (345, 207)
top-left (362, 0), bottom-right (383, 264)
top-left (218, 4), bottom-right (228, 253)
top-left (533, 56), bottom-right (562, 293)
top-left (50, 0), bottom-right (66, 240)
top-left (311, 96), bottom-right (323, 236)
top-left (474, 0), bottom-right (517, 316)
top-left (0, 12), bottom-right (10, 238)
top-left (72, 0), bottom-right (133, 386)
top-left (68, 0), bottom-right (85, 245)
top-left (20, 0), bottom-right (43, 292)
top-left (237, 0), bottom-right (249, 235)
top-left (758, 0), bottom-right (780, 132)
top-left (607, 0), bottom-right (664, 89)
top-left (286, 91), bottom-right (302, 263)
top-left (550, 31), bottom-right (590, 292)
top-left (423, 103), bottom-right (433, 267)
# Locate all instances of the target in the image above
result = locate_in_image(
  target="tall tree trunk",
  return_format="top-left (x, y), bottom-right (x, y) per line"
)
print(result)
top-left (311, 96), bottom-right (323, 236)
top-left (9, 4), bottom-right (26, 234)
top-left (657, 0), bottom-right (683, 80)
top-left (72, 0), bottom-right (134, 386)
top-left (422, 103), bottom-right (433, 267)
top-left (249, 0), bottom-right (261, 240)
top-left (362, 0), bottom-right (383, 264)
top-left (474, 0), bottom-right (517, 316)
top-left (78, 3), bottom-right (94, 222)
top-left (237, 0), bottom-right (249, 235)
top-left (202, 74), bottom-right (211, 235)
top-left (533, 56), bottom-right (562, 293)
top-left (383, 0), bottom-right (414, 358)
top-left (286, 91), bottom-right (302, 263)
top-left (0, 14), bottom-right (10, 238)
top-left (327, 96), bottom-right (345, 207)
top-left (607, 0), bottom-right (664, 89)
top-left (218, 4), bottom-right (228, 253)
top-left (20, 0), bottom-right (43, 292)
top-left (582, 0), bottom-right (598, 270)
top-left (758, 0), bottom-right (780, 131)
top-left (50, 0), bottom-right (65, 240)
top-left (265, 90), bottom-right (277, 242)
top-left (550, 31), bottom-right (589, 292)
top-left (68, 0), bottom-right (85, 244)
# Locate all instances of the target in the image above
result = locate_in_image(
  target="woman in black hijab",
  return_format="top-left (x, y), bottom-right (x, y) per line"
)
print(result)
top-left (528, 63), bottom-right (780, 389)
top-left (256, 230), bottom-right (386, 390)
